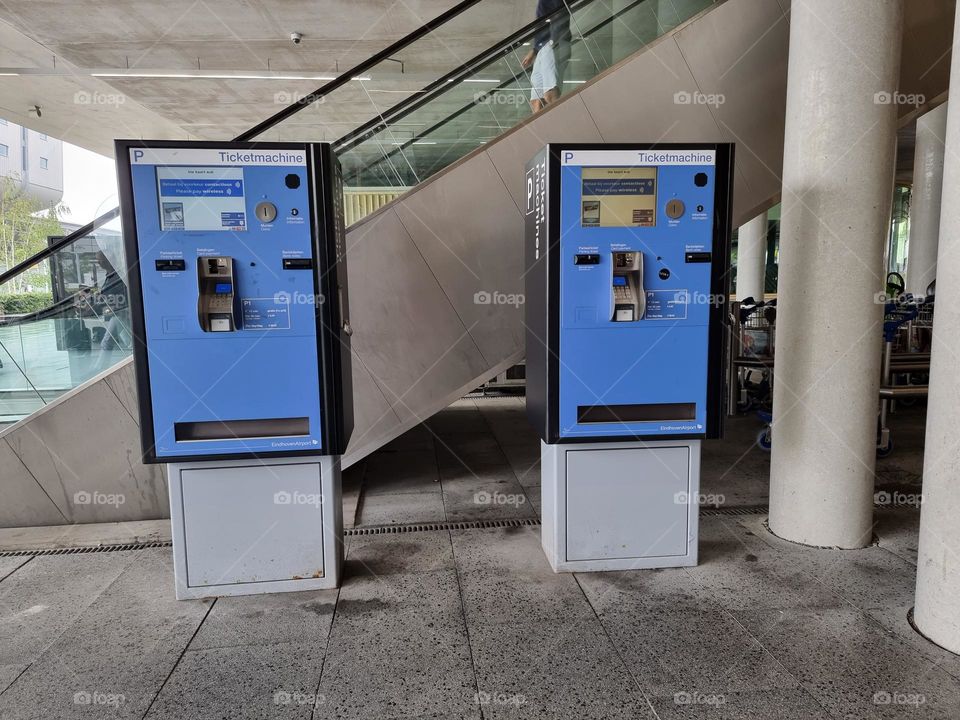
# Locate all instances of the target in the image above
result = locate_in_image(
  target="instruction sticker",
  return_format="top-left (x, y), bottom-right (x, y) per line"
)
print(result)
top-left (157, 166), bottom-right (246, 232)
top-left (581, 167), bottom-right (657, 227)
top-left (644, 290), bottom-right (688, 320)
top-left (241, 297), bottom-right (291, 330)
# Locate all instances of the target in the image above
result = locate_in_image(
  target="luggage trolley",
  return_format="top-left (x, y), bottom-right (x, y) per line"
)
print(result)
top-left (727, 297), bottom-right (776, 450)
top-left (878, 295), bottom-right (932, 457)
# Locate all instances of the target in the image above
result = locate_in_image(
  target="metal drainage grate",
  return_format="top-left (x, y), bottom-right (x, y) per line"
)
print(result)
top-left (0, 541), bottom-right (172, 558)
top-left (701, 505), bottom-right (769, 517)
top-left (345, 517), bottom-right (541, 536)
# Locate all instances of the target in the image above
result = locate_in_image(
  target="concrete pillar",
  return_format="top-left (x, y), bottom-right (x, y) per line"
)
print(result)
top-left (735, 212), bottom-right (767, 301)
top-left (914, 14), bottom-right (960, 653)
top-left (768, 0), bottom-right (902, 548)
top-left (905, 104), bottom-right (948, 296)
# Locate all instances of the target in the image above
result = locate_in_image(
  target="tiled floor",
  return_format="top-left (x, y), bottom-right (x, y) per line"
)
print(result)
top-left (0, 397), bottom-right (950, 719)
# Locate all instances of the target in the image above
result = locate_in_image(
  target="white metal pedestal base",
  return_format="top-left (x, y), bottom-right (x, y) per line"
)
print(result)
top-left (167, 455), bottom-right (343, 599)
top-left (540, 439), bottom-right (700, 572)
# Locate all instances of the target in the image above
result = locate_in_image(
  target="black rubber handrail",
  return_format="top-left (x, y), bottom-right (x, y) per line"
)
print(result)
top-left (0, 206), bottom-right (120, 288)
top-left (0, 0), bottom-right (489, 289)
top-left (331, 0), bottom-right (590, 153)
top-left (343, 0), bottom-right (646, 180)
top-left (234, 0), bottom-right (485, 142)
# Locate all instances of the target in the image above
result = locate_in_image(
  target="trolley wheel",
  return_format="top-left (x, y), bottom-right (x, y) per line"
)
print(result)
top-left (877, 438), bottom-right (893, 458)
top-left (756, 427), bottom-right (772, 452)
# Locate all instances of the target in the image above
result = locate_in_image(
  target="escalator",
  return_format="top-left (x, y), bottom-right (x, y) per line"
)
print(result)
top-left (0, 0), bottom-right (953, 526)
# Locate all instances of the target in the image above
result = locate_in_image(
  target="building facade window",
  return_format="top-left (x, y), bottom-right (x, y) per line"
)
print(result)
top-left (0, 118), bottom-right (7, 125)
top-left (0, 143), bottom-right (7, 157)
top-left (39, 157), bottom-right (48, 169)
top-left (39, 133), bottom-right (47, 140)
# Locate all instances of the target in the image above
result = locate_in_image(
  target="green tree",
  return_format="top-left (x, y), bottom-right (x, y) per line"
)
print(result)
top-left (0, 175), bottom-right (67, 292)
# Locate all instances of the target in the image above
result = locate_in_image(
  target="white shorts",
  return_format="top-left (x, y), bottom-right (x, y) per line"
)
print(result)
top-left (530, 41), bottom-right (558, 101)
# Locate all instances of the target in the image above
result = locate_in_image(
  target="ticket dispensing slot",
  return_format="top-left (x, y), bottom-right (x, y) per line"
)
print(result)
top-left (197, 256), bottom-right (237, 332)
top-left (611, 251), bottom-right (644, 321)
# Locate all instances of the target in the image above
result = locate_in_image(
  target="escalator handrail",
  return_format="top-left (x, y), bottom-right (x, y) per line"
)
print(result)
top-left (234, 0), bottom-right (485, 142)
top-left (0, 206), bottom-right (120, 288)
top-left (343, 0), bottom-right (648, 178)
top-left (331, 0), bottom-right (593, 154)
top-left (1, 0), bottom-right (490, 290)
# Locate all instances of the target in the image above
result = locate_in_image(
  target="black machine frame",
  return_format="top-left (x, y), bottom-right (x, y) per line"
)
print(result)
top-left (524, 142), bottom-right (735, 445)
top-left (116, 140), bottom-right (352, 464)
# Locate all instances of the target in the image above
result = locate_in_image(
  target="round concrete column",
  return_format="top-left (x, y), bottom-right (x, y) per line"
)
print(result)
top-left (914, 16), bottom-right (960, 653)
top-left (735, 212), bottom-right (767, 301)
top-left (768, 0), bottom-right (902, 548)
top-left (905, 103), bottom-right (948, 296)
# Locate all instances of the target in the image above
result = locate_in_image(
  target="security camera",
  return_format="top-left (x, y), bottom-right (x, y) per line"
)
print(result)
top-left (290, 32), bottom-right (303, 45)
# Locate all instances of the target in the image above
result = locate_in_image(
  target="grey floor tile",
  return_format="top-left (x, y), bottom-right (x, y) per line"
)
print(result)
top-left (468, 619), bottom-right (656, 719)
top-left (145, 641), bottom-right (324, 719)
top-left (0, 556), bottom-right (31, 582)
top-left (734, 607), bottom-right (960, 719)
top-left (0, 550), bottom-right (139, 667)
top-left (864, 605), bottom-right (960, 681)
top-left (689, 518), bottom-right (848, 611)
top-left (0, 664), bottom-right (27, 693)
top-left (452, 527), bottom-right (597, 626)
top-left (441, 479), bottom-right (535, 522)
top-left (333, 568), bottom-right (464, 637)
top-left (319, 569), bottom-right (475, 719)
top-left (358, 490), bottom-right (446, 526)
top-left (317, 640), bottom-right (477, 720)
top-left (596, 602), bottom-right (798, 696)
top-left (648, 687), bottom-right (833, 719)
top-left (500, 444), bottom-right (541, 487)
top-left (577, 565), bottom-right (716, 614)
top-left (700, 417), bottom-right (772, 508)
top-left (0, 549), bottom-right (209, 719)
top-left (525, 484), bottom-right (542, 517)
top-left (345, 531), bottom-right (455, 577)
top-left (190, 589), bottom-right (337, 650)
top-left (736, 516), bottom-right (919, 609)
top-left (382, 424), bottom-right (435, 452)
top-left (436, 434), bottom-right (512, 476)
top-left (873, 507), bottom-right (920, 566)
top-left (789, 547), bottom-right (918, 610)
top-left (424, 405), bottom-right (489, 437)
top-left (364, 449), bottom-right (440, 495)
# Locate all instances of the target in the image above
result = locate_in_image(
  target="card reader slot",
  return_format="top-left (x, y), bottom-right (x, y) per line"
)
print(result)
top-left (577, 403), bottom-right (696, 424)
top-left (174, 417), bottom-right (310, 442)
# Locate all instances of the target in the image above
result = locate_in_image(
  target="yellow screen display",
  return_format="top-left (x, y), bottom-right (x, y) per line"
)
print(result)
top-left (581, 166), bottom-right (657, 228)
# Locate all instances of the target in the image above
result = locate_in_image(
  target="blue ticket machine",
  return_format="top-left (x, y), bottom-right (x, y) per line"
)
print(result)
top-left (525, 144), bottom-right (733, 572)
top-left (117, 141), bottom-right (352, 598)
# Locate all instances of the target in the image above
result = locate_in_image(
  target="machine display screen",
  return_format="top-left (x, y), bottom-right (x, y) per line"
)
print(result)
top-left (581, 166), bottom-right (657, 228)
top-left (612, 276), bottom-right (627, 286)
top-left (157, 166), bottom-right (247, 232)
top-left (214, 282), bottom-right (232, 294)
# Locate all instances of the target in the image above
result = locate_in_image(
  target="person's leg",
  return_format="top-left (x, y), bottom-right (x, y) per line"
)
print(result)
top-left (539, 43), bottom-right (559, 108)
top-left (529, 48), bottom-right (546, 113)
top-left (93, 316), bottom-right (120, 372)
